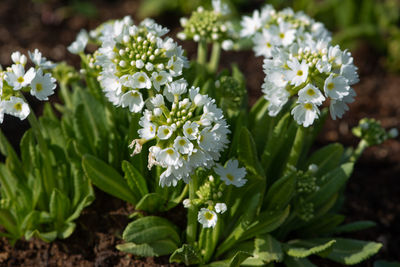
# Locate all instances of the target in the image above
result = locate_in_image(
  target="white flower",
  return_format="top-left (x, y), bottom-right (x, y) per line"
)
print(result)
top-left (174, 136), bottom-right (194, 155)
top-left (30, 69), bottom-right (56, 100)
top-left (215, 203), bottom-right (227, 214)
top-left (221, 40), bottom-right (234, 51)
top-left (286, 58), bottom-right (309, 87)
top-left (157, 125), bottom-right (174, 140)
top-left (132, 72), bottom-right (152, 89)
top-left (297, 84), bottom-right (325, 105)
top-left (150, 94), bottom-right (165, 107)
top-left (183, 199), bottom-right (191, 208)
top-left (138, 121), bottom-right (157, 140)
top-left (67, 29), bottom-right (89, 54)
top-left (324, 74), bottom-right (350, 100)
top-left (183, 121), bottom-right (199, 140)
top-left (340, 64), bottom-right (359, 85)
top-left (5, 64), bottom-right (36, 90)
top-left (253, 29), bottom-right (276, 57)
top-left (240, 10), bottom-right (263, 37)
top-left (214, 159), bottom-right (247, 187)
top-left (291, 102), bottom-right (320, 127)
top-left (11, 51), bottom-right (27, 66)
top-left (0, 101), bottom-right (5, 123)
top-left (198, 208), bottom-right (218, 228)
top-left (121, 90), bottom-right (144, 113)
top-left (329, 88), bottom-right (356, 120)
top-left (28, 49), bottom-right (56, 69)
top-left (157, 147), bottom-right (180, 166)
top-left (3, 97), bottom-right (30, 120)
top-left (212, 0), bottom-right (230, 15)
top-left (272, 23), bottom-right (296, 47)
top-left (151, 71), bottom-right (170, 91)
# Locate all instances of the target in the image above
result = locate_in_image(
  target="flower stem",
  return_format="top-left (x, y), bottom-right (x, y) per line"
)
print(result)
top-left (350, 139), bottom-right (368, 163)
top-left (59, 82), bottom-right (73, 109)
top-left (207, 42), bottom-right (221, 73)
top-left (197, 39), bottom-right (208, 66)
top-left (186, 175), bottom-right (199, 244)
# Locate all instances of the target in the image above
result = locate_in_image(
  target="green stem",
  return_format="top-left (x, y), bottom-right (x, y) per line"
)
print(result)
top-left (59, 82), bottom-right (73, 109)
top-left (207, 42), bottom-right (221, 73)
top-left (186, 175), bottom-right (199, 245)
top-left (350, 139), bottom-right (368, 163)
top-left (197, 39), bottom-right (208, 66)
top-left (204, 219), bottom-right (220, 263)
top-left (22, 95), bottom-right (54, 198)
top-left (285, 126), bottom-right (306, 171)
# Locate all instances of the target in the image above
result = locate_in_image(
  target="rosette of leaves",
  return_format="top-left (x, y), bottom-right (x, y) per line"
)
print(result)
top-left (0, 103), bottom-right (94, 243)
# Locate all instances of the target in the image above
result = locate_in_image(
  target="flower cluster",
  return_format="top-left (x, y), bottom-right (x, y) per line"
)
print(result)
top-left (92, 17), bottom-right (188, 112)
top-left (352, 118), bottom-right (398, 146)
top-left (184, 158), bottom-right (247, 228)
top-left (0, 50), bottom-right (57, 123)
top-left (241, 5), bottom-right (330, 58)
top-left (262, 37), bottom-right (359, 127)
top-left (132, 80), bottom-right (230, 187)
top-left (178, 0), bottom-right (234, 50)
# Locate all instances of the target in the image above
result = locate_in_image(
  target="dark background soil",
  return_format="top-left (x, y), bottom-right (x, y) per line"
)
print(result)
top-left (0, 0), bottom-right (399, 266)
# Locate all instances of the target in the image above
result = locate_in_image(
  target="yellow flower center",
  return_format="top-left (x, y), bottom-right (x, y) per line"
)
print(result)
top-left (14, 102), bottom-right (22, 111)
top-left (226, 173), bottom-right (234, 181)
top-left (266, 42), bottom-right (272, 48)
top-left (36, 83), bottom-right (43, 92)
top-left (163, 129), bottom-right (170, 135)
top-left (17, 76), bottom-right (24, 83)
top-left (204, 212), bottom-right (214, 220)
top-left (179, 139), bottom-right (186, 146)
top-left (138, 76), bottom-right (146, 83)
top-left (186, 128), bottom-right (193, 135)
top-left (306, 89), bottom-right (315, 96)
top-left (166, 149), bottom-right (174, 155)
top-left (297, 70), bottom-right (303, 76)
top-left (156, 75), bottom-right (163, 82)
top-left (304, 103), bottom-right (313, 110)
top-left (279, 33), bottom-right (285, 39)
top-left (327, 82), bottom-right (334, 90)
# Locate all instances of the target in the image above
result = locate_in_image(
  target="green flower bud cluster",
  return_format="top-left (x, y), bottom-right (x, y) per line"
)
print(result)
top-left (296, 172), bottom-right (318, 194)
top-left (297, 198), bottom-right (314, 222)
top-left (352, 118), bottom-right (395, 146)
top-left (193, 176), bottom-right (225, 208)
top-left (215, 76), bottom-right (245, 111)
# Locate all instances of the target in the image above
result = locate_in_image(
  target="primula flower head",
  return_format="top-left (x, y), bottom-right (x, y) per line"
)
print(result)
top-left (198, 208), bottom-right (218, 228)
top-left (95, 17), bottom-right (188, 113)
top-left (133, 81), bottom-right (230, 187)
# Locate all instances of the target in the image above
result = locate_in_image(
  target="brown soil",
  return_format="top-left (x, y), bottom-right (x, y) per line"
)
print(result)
top-left (0, 0), bottom-right (399, 266)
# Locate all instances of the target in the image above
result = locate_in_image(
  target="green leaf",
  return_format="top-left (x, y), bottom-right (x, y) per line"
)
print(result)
top-left (82, 154), bottom-right (137, 204)
top-left (26, 229), bottom-right (58, 242)
top-left (136, 193), bottom-right (166, 212)
top-left (49, 189), bottom-right (71, 223)
top-left (284, 256), bottom-right (317, 267)
top-left (169, 244), bottom-right (203, 265)
top-left (263, 171), bottom-right (296, 211)
top-left (207, 251), bottom-right (252, 267)
top-left (302, 238), bottom-right (382, 265)
top-left (238, 127), bottom-right (265, 179)
top-left (58, 222), bottom-right (76, 239)
top-left (0, 209), bottom-right (19, 238)
top-left (286, 239), bottom-right (336, 258)
top-left (306, 163), bottom-right (354, 208)
top-left (117, 239), bottom-right (178, 257)
top-left (250, 234), bottom-right (283, 264)
top-left (333, 221), bottom-right (376, 234)
top-left (243, 205), bottom-right (290, 240)
top-left (123, 216), bottom-right (180, 245)
top-left (122, 160), bottom-right (149, 199)
top-left (305, 143), bottom-right (343, 177)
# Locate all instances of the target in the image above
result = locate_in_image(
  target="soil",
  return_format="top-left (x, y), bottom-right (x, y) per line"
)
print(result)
top-left (0, 0), bottom-right (399, 266)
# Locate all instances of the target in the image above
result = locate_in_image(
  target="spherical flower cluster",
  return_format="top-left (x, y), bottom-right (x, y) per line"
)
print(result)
top-left (95, 17), bottom-right (188, 112)
top-left (132, 80), bottom-right (230, 187)
top-left (241, 5), bottom-right (330, 58)
top-left (262, 38), bottom-right (359, 127)
top-left (352, 118), bottom-right (397, 146)
top-left (177, 0), bottom-right (234, 50)
top-left (0, 50), bottom-right (57, 123)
